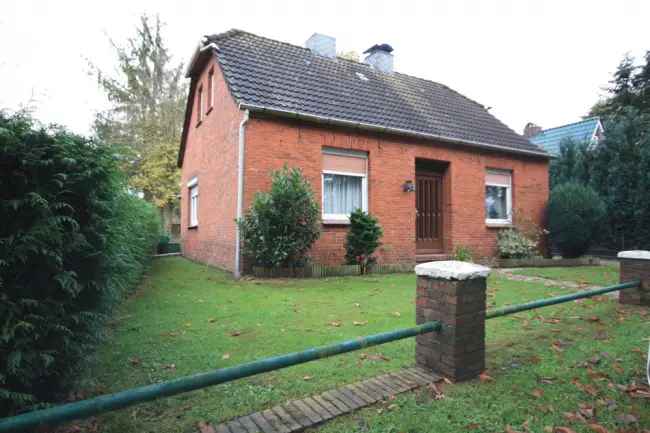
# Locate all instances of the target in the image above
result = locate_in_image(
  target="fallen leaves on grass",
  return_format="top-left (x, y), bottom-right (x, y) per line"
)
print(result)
top-left (479, 372), bottom-right (494, 383)
top-left (359, 352), bottom-right (390, 362)
top-left (353, 303), bottom-right (361, 308)
top-left (128, 357), bottom-right (141, 366)
top-left (621, 382), bottom-right (650, 399)
top-left (578, 404), bottom-right (595, 419)
top-left (538, 377), bottom-right (557, 385)
top-left (392, 311), bottom-right (401, 317)
top-left (229, 330), bottom-right (241, 337)
top-left (505, 425), bottom-right (524, 433)
top-left (353, 320), bottom-right (368, 326)
top-left (303, 375), bottom-right (313, 381)
top-left (221, 353), bottom-right (230, 360)
top-left (207, 318), bottom-right (217, 323)
top-left (198, 421), bottom-right (216, 433)
top-left (329, 321), bottom-right (342, 327)
top-left (554, 427), bottom-right (577, 433)
top-left (587, 423), bottom-right (609, 433)
top-left (427, 382), bottom-right (445, 400)
top-left (563, 411), bottom-right (586, 423)
top-left (616, 413), bottom-right (638, 425)
top-left (162, 363), bottom-right (176, 370)
top-left (531, 388), bottom-right (544, 398)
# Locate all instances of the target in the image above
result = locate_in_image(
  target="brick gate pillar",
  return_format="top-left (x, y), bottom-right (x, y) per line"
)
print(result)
top-left (618, 251), bottom-right (650, 306)
top-left (415, 261), bottom-right (490, 382)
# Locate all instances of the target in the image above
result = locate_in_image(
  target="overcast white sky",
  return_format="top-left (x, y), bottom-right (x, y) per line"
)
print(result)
top-left (2, 0), bottom-right (648, 136)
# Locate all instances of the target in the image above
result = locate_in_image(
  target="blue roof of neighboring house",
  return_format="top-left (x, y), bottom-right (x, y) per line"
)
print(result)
top-left (529, 117), bottom-right (601, 156)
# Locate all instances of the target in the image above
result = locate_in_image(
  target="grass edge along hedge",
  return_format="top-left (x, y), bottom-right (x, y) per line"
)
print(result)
top-left (0, 111), bottom-right (160, 416)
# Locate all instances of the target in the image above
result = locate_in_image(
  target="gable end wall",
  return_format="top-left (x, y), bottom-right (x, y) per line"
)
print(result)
top-left (180, 56), bottom-right (243, 272)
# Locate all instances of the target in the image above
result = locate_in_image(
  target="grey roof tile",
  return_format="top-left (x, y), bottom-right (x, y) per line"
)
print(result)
top-left (204, 30), bottom-right (546, 156)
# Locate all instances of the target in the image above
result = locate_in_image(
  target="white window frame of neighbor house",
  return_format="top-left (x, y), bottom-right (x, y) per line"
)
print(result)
top-left (485, 169), bottom-right (512, 226)
top-left (321, 148), bottom-right (368, 224)
top-left (188, 177), bottom-right (199, 228)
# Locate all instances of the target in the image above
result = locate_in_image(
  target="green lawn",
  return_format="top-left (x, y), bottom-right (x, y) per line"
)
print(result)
top-left (511, 265), bottom-right (620, 286)
top-left (84, 258), bottom-right (649, 433)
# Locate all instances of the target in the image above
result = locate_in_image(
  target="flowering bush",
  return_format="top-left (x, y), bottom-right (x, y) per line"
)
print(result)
top-left (496, 229), bottom-right (538, 259)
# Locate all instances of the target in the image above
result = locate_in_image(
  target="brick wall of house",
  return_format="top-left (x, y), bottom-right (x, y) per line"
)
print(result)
top-left (244, 116), bottom-right (549, 266)
top-left (180, 57), bottom-right (244, 272)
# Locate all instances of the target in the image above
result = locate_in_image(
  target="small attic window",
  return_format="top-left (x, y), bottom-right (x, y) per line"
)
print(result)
top-left (355, 72), bottom-right (369, 81)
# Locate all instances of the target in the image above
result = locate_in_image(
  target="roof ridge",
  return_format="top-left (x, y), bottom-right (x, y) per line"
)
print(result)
top-left (538, 116), bottom-right (600, 134)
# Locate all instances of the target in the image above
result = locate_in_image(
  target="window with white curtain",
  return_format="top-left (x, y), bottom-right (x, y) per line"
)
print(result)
top-left (188, 177), bottom-right (199, 227)
top-left (485, 169), bottom-right (512, 224)
top-left (322, 149), bottom-right (368, 223)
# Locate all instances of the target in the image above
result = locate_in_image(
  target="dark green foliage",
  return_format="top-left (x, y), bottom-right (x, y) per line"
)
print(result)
top-left (345, 209), bottom-right (383, 274)
top-left (549, 108), bottom-right (650, 250)
top-left (238, 166), bottom-right (320, 268)
top-left (548, 183), bottom-right (606, 258)
top-left (590, 51), bottom-right (650, 118)
top-left (0, 112), bottom-right (159, 416)
top-left (549, 139), bottom-right (592, 190)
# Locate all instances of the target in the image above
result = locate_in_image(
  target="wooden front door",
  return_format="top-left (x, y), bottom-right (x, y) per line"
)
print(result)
top-left (416, 173), bottom-right (443, 252)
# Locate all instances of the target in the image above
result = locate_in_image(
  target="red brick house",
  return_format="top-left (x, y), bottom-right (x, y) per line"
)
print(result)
top-left (178, 30), bottom-right (550, 277)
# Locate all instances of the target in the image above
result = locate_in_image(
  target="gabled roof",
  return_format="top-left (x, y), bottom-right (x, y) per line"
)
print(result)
top-left (179, 30), bottom-right (547, 166)
top-left (529, 117), bottom-right (602, 156)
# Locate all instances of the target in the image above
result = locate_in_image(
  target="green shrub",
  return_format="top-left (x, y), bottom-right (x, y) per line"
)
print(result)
top-left (548, 182), bottom-right (606, 258)
top-left (345, 209), bottom-right (383, 274)
top-left (238, 166), bottom-right (320, 268)
top-left (0, 112), bottom-right (159, 416)
top-left (452, 245), bottom-right (474, 262)
top-left (497, 229), bottom-right (538, 259)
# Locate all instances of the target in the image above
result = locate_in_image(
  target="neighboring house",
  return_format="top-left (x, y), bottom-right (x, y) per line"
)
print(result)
top-left (178, 30), bottom-right (550, 276)
top-left (524, 117), bottom-right (604, 156)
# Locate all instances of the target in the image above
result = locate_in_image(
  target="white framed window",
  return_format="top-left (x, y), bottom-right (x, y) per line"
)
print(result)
top-left (321, 148), bottom-right (368, 224)
top-left (207, 67), bottom-right (215, 111)
top-left (197, 84), bottom-right (204, 125)
top-left (188, 177), bottom-right (199, 228)
top-left (485, 169), bottom-right (512, 225)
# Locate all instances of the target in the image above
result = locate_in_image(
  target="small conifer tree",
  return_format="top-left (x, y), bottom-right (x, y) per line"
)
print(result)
top-left (345, 209), bottom-right (383, 274)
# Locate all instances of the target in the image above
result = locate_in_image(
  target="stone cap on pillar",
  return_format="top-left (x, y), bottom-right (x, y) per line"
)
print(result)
top-left (618, 251), bottom-right (650, 260)
top-left (415, 260), bottom-right (491, 280)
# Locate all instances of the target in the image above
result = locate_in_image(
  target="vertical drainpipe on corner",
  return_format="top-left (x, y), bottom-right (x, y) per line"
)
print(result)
top-left (235, 109), bottom-right (250, 279)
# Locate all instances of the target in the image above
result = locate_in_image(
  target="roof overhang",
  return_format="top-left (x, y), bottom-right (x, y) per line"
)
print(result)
top-left (239, 103), bottom-right (550, 159)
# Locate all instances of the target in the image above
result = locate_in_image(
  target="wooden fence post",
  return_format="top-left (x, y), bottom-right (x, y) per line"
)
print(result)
top-left (618, 251), bottom-right (650, 306)
top-left (415, 261), bottom-right (490, 382)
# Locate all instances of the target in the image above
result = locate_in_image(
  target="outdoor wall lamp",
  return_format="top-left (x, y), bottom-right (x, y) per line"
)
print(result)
top-left (402, 180), bottom-right (415, 192)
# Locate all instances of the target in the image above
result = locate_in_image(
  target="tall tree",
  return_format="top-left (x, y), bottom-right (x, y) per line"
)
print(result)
top-left (590, 52), bottom-right (650, 118)
top-left (90, 14), bottom-right (186, 208)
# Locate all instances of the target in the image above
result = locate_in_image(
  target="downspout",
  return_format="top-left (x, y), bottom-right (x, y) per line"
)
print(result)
top-left (234, 109), bottom-right (250, 278)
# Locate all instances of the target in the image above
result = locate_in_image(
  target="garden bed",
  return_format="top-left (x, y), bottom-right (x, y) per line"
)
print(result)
top-left (495, 256), bottom-right (601, 268)
top-left (251, 262), bottom-right (414, 278)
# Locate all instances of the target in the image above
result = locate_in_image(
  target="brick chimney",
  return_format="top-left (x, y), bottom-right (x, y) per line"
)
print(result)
top-left (306, 33), bottom-right (336, 58)
top-left (523, 122), bottom-right (543, 138)
top-left (363, 43), bottom-right (394, 74)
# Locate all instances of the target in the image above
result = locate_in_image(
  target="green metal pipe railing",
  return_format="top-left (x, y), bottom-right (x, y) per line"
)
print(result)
top-left (0, 321), bottom-right (442, 433)
top-left (0, 279), bottom-right (640, 433)
top-left (485, 280), bottom-right (640, 320)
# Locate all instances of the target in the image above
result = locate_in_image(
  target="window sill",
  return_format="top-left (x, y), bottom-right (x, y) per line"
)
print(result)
top-left (188, 225), bottom-right (199, 230)
top-left (322, 219), bottom-right (350, 226)
top-left (486, 221), bottom-right (513, 228)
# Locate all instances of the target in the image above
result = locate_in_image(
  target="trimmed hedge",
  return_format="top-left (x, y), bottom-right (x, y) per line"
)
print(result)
top-left (0, 112), bottom-right (159, 416)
